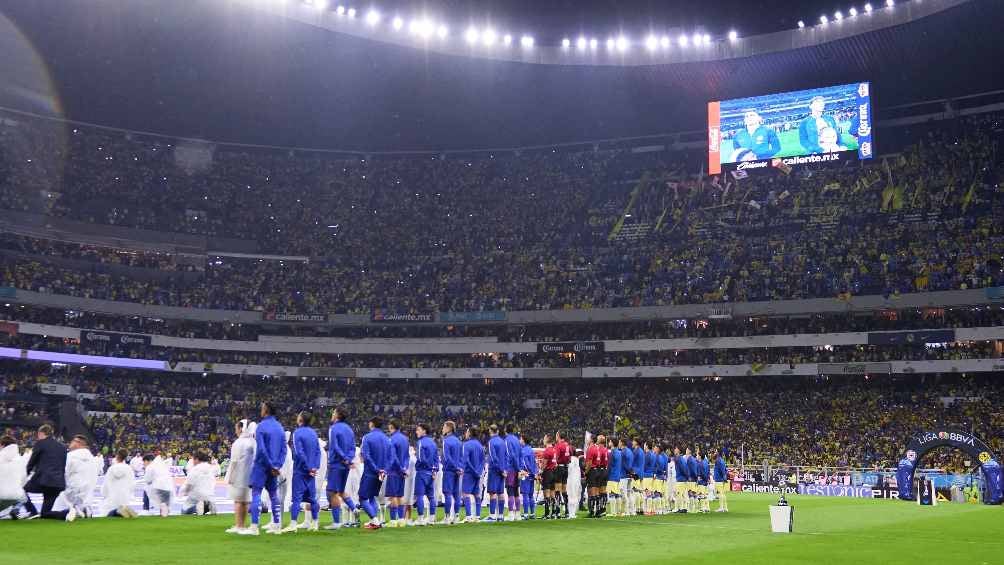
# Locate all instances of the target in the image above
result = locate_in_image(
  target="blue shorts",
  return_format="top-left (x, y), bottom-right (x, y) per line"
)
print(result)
top-left (414, 472), bottom-right (435, 502)
top-left (358, 473), bottom-right (383, 500)
top-left (462, 473), bottom-right (480, 495)
top-left (442, 471), bottom-right (460, 495)
top-left (291, 472), bottom-right (317, 505)
top-left (326, 466), bottom-right (349, 493)
top-left (520, 478), bottom-right (535, 494)
top-left (250, 466), bottom-right (278, 490)
top-left (487, 470), bottom-right (505, 494)
top-left (385, 473), bottom-right (405, 498)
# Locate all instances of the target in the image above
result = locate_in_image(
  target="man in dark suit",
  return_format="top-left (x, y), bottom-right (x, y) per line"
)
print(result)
top-left (23, 424), bottom-right (68, 519)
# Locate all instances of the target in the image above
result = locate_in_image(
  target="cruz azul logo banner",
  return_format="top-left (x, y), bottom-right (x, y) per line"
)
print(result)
top-left (708, 81), bottom-right (873, 175)
top-left (82, 330), bottom-right (151, 347)
top-left (536, 342), bottom-right (605, 354)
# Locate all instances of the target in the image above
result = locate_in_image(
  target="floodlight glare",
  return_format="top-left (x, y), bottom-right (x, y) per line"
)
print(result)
top-left (465, 27), bottom-right (479, 43)
top-left (728, 30), bottom-right (738, 41)
top-left (849, 7), bottom-right (858, 16)
top-left (484, 29), bottom-right (497, 46)
top-left (702, 33), bottom-right (711, 44)
top-left (834, 10), bottom-right (843, 20)
top-left (678, 34), bottom-right (688, 47)
top-left (589, 38), bottom-right (598, 49)
top-left (365, 10), bottom-right (380, 25)
top-left (660, 36), bottom-right (670, 48)
top-left (335, 5), bottom-right (345, 15)
top-left (502, 33), bottom-right (512, 46)
top-left (798, 20), bottom-right (805, 28)
top-left (436, 25), bottom-right (448, 39)
top-left (820, 14), bottom-right (829, 24)
top-left (562, 38), bottom-right (571, 48)
top-left (691, 33), bottom-right (701, 45)
top-left (864, 3), bottom-right (873, 12)
top-left (886, 0), bottom-right (895, 7)
top-left (417, 20), bottom-right (433, 38)
top-left (576, 36), bottom-right (587, 50)
top-left (520, 35), bottom-right (534, 48)
top-left (346, 7), bottom-right (355, 18)
top-left (645, 35), bottom-right (658, 50)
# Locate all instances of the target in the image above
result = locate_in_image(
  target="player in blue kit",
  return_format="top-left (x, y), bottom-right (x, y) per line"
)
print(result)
top-left (282, 411), bottom-right (320, 533)
top-left (519, 435), bottom-right (538, 520)
top-left (698, 450), bottom-right (711, 513)
top-left (605, 438), bottom-right (624, 517)
top-left (713, 449), bottom-right (729, 513)
top-left (503, 424), bottom-right (523, 522)
top-left (619, 438), bottom-right (633, 515)
top-left (240, 402), bottom-right (286, 536)
top-left (325, 407), bottom-right (359, 529)
top-left (359, 417), bottom-right (390, 529)
top-left (486, 425), bottom-right (506, 522)
top-left (653, 445), bottom-right (669, 515)
top-left (385, 420), bottom-right (410, 527)
top-left (440, 420), bottom-right (462, 525)
top-left (631, 439), bottom-right (645, 515)
top-left (461, 426), bottom-right (485, 523)
top-left (687, 448), bottom-right (701, 514)
top-left (413, 423), bottom-right (439, 526)
top-left (673, 447), bottom-right (690, 513)
top-left (641, 442), bottom-right (656, 515)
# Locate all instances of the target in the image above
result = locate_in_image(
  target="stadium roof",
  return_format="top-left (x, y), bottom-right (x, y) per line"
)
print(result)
top-left (0, 0), bottom-right (1001, 150)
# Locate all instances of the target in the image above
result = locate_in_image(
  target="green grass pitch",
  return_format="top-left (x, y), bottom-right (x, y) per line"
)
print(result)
top-left (2, 494), bottom-right (1001, 565)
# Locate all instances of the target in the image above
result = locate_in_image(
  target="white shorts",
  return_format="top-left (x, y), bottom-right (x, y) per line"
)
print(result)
top-left (228, 486), bottom-right (251, 503)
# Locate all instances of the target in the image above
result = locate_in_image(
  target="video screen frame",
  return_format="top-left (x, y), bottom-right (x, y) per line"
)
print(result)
top-left (708, 82), bottom-right (873, 175)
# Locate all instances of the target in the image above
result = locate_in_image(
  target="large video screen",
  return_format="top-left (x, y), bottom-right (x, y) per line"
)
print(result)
top-left (708, 82), bottom-right (873, 175)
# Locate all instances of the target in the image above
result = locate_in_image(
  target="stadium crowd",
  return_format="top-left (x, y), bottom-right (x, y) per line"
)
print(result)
top-left (1, 111), bottom-right (1002, 314)
top-left (2, 362), bottom-right (998, 476)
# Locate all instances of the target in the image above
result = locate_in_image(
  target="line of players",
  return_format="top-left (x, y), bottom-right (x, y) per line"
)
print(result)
top-left (586, 437), bottom-right (730, 519)
top-left (229, 403), bottom-right (728, 535)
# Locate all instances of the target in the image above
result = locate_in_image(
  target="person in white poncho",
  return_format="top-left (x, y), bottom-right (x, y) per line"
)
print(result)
top-left (225, 420), bottom-right (256, 534)
top-left (143, 452), bottom-right (175, 518)
top-left (181, 449), bottom-right (220, 515)
top-left (566, 452), bottom-right (582, 519)
top-left (54, 435), bottom-right (102, 522)
top-left (102, 449), bottom-right (137, 518)
top-left (0, 435), bottom-right (27, 517)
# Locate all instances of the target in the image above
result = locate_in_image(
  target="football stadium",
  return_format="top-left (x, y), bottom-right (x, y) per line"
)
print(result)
top-left (1, 0), bottom-right (1003, 563)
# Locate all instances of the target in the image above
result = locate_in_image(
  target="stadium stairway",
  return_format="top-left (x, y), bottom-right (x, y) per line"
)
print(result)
top-left (57, 397), bottom-right (94, 445)
top-left (611, 222), bottom-right (652, 242)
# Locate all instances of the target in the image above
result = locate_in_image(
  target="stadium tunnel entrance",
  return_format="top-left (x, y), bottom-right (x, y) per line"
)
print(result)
top-left (896, 429), bottom-right (1003, 504)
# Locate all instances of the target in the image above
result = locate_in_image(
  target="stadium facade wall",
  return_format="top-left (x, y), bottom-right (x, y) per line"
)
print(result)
top-left (8, 286), bottom-right (1004, 326)
top-left (7, 320), bottom-right (1004, 355)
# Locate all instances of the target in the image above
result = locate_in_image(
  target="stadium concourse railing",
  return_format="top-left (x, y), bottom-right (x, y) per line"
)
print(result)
top-left (5, 285), bottom-right (1004, 326)
top-left (2, 346), bottom-right (1004, 379)
top-left (6, 318), bottom-right (1004, 355)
